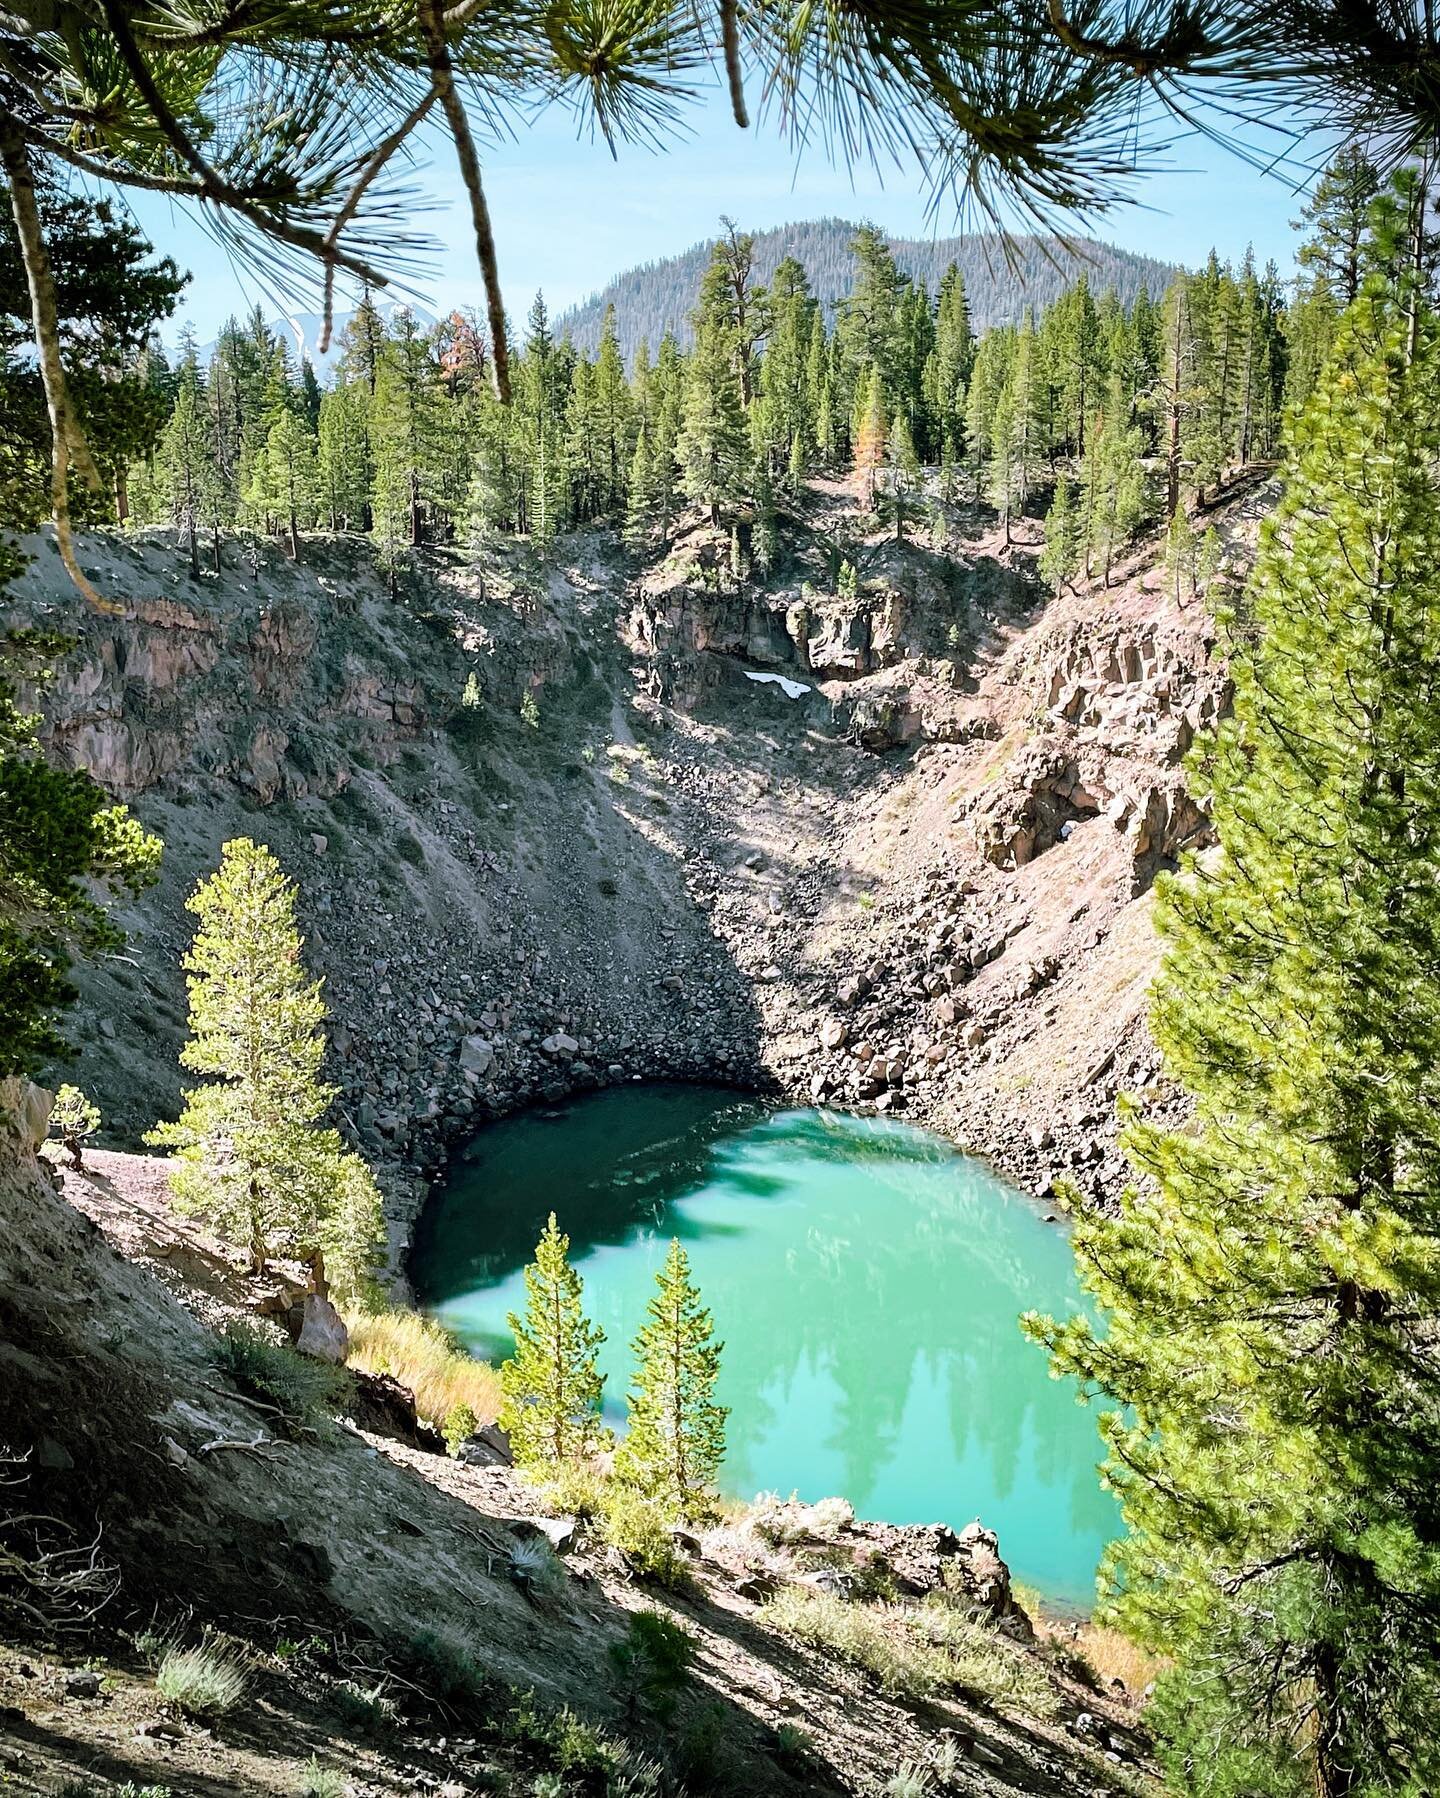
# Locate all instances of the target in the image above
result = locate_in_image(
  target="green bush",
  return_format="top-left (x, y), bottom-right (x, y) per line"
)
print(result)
top-left (443, 1401), bottom-right (478, 1457)
top-left (607, 1608), bottom-right (696, 1722)
top-left (395, 828), bottom-right (426, 868)
top-left (760, 1588), bottom-right (945, 1700)
top-left (907, 1597), bottom-right (1057, 1717)
top-left (407, 1627), bottom-right (484, 1704)
top-left (155, 1640), bottom-right (248, 1716)
top-left (300, 1761), bottom-right (346, 1798)
top-left (599, 1485), bottom-right (690, 1589)
top-left (213, 1321), bottom-right (349, 1425)
top-left (333, 1677), bottom-right (399, 1733)
top-left (532, 1458), bottom-right (608, 1519)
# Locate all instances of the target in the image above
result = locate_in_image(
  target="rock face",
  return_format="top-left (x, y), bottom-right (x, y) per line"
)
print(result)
top-left (12, 480), bottom-right (1256, 1247)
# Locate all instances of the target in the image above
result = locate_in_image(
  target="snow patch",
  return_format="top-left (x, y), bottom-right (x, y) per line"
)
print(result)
top-left (745, 671), bottom-right (811, 701)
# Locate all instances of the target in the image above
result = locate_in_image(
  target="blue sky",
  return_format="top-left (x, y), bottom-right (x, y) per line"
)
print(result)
top-left (126, 77), bottom-right (1314, 343)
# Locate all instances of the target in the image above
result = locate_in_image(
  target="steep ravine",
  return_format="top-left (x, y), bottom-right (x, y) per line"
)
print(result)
top-left (9, 486), bottom-right (1255, 1262)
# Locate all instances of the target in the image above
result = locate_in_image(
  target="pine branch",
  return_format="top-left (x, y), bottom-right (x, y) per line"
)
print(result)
top-left (720, 0), bottom-right (749, 126)
top-left (0, 116), bottom-right (122, 616)
top-left (99, 0), bottom-right (392, 290)
top-left (417, 0), bottom-right (511, 403)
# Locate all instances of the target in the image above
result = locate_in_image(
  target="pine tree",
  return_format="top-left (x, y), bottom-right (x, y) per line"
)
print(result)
top-left (677, 328), bottom-right (749, 525)
top-left (851, 365), bottom-right (886, 508)
top-left (316, 382), bottom-right (371, 532)
top-left (146, 838), bottom-right (382, 1283)
top-left (593, 303), bottom-right (634, 513)
top-left (246, 408), bottom-right (317, 558)
top-left (499, 1212), bottom-right (608, 1468)
top-left (883, 407), bottom-right (920, 542)
top-left (1039, 474), bottom-right (1080, 593)
top-left (1028, 292), bottom-right (1440, 1797)
top-left (614, 1239), bottom-right (728, 1520)
top-left (157, 330), bottom-right (214, 576)
top-left (624, 422), bottom-right (661, 550)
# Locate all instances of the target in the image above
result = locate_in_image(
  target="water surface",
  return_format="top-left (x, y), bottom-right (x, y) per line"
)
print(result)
top-left (410, 1084), bottom-right (1115, 1607)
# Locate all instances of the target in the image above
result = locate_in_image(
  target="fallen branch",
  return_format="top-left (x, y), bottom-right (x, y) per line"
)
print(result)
top-left (196, 1432), bottom-right (279, 1458)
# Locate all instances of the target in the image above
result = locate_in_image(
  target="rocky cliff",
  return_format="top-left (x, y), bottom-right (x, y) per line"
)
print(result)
top-left (9, 477), bottom-right (1261, 1259)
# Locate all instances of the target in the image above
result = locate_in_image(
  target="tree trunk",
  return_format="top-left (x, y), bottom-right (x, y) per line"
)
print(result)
top-left (1312, 1642), bottom-right (1359, 1798)
top-left (114, 465), bottom-right (129, 525)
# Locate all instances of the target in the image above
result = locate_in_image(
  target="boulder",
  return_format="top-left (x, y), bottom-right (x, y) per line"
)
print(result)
top-left (459, 1034), bottom-right (495, 1076)
top-left (820, 1019), bottom-right (849, 1050)
top-left (296, 1292), bottom-right (349, 1365)
top-left (1, 1078), bottom-right (53, 1151)
top-left (457, 1421), bottom-right (513, 1467)
top-left (541, 1032), bottom-right (580, 1057)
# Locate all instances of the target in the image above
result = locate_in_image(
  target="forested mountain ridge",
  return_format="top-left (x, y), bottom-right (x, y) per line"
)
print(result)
top-left (558, 218), bottom-right (1179, 358)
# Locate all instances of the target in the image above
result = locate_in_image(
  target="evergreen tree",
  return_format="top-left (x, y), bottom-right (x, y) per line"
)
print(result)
top-left (851, 365), bottom-right (887, 508)
top-left (0, 601), bottom-right (161, 1073)
top-left (157, 329), bottom-right (214, 576)
top-left (677, 328), bottom-right (749, 525)
top-left (499, 1212), bottom-right (608, 1468)
top-left (592, 304), bottom-right (634, 513)
top-left (1039, 473), bottom-right (1080, 593)
top-left (1029, 292), bottom-right (1440, 1797)
top-left (246, 408), bottom-right (317, 558)
top-left (316, 381), bottom-right (370, 532)
top-left (883, 407), bottom-right (920, 542)
top-left (615, 1239), bottom-right (728, 1520)
top-left (146, 838), bottom-right (382, 1284)
top-left (1294, 148), bottom-right (1384, 306)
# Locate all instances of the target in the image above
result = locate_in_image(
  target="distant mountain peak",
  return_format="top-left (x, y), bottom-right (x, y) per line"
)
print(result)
top-left (556, 219), bottom-right (1177, 360)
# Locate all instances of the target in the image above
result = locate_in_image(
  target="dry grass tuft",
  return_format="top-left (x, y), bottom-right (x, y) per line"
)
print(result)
top-left (1072, 1622), bottom-right (1166, 1698)
top-left (761, 1587), bottom-right (1057, 1717)
top-left (155, 1640), bottom-right (247, 1717)
top-left (345, 1308), bottom-right (501, 1429)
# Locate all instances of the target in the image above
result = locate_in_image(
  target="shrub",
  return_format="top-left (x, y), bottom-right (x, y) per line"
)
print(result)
top-left (300, 1762), bottom-right (346, 1798)
top-left (607, 1608), bottom-right (696, 1722)
top-left (51, 1083), bottom-right (100, 1165)
top-left (407, 1628), bottom-right (484, 1704)
top-left (504, 1692), bottom-right (622, 1778)
top-left (520, 691), bottom-right (540, 729)
top-left (905, 1599), bottom-right (1057, 1718)
top-left (443, 1401), bottom-right (478, 1457)
top-left (1069, 1621), bottom-right (1166, 1697)
top-left (395, 829), bottom-right (426, 868)
top-left (155, 1640), bottom-right (248, 1717)
top-left (333, 1677), bottom-right (399, 1733)
top-left (807, 1495), bottom-right (855, 1538)
top-left (772, 1722), bottom-right (814, 1768)
top-left (748, 1490), bottom-right (852, 1546)
top-left (760, 1588), bottom-right (944, 1700)
top-left (598, 1485), bottom-right (690, 1588)
top-left (885, 1764), bottom-right (932, 1798)
top-left (345, 1308), bottom-right (501, 1429)
top-left (213, 1321), bottom-right (349, 1425)
top-left (532, 1458), bottom-right (608, 1519)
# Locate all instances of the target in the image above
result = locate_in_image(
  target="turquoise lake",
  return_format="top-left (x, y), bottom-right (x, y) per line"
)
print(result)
top-left (409, 1083), bottom-right (1117, 1608)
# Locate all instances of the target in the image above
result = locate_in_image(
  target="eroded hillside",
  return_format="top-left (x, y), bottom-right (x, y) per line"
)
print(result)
top-left (7, 477), bottom-right (1262, 1260)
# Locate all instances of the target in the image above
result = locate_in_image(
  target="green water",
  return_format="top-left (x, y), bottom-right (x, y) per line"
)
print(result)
top-left (410, 1084), bottom-right (1116, 1608)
